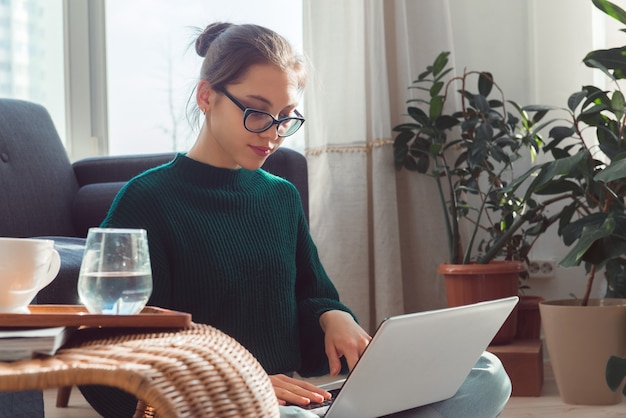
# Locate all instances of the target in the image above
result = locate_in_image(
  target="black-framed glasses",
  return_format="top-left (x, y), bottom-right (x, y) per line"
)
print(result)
top-left (218, 88), bottom-right (305, 138)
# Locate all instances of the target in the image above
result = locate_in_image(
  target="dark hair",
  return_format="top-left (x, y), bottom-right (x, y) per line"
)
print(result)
top-left (195, 23), bottom-right (307, 92)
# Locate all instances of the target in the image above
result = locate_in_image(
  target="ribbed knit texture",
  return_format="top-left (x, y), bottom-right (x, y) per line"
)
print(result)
top-left (101, 153), bottom-right (354, 375)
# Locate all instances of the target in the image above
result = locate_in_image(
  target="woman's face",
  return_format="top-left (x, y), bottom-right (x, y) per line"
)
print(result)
top-left (200, 64), bottom-right (301, 170)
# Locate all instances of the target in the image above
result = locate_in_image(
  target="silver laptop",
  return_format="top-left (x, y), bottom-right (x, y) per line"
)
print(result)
top-left (306, 296), bottom-right (518, 418)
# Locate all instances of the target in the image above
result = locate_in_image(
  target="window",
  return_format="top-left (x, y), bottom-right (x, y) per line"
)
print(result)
top-left (2, 0), bottom-right (302, 160)
top-left (104, 0), bottom-right (304, 156)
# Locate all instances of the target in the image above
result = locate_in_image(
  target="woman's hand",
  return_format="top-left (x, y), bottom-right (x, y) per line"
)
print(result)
top-left (269, 374), bottom-right (332, 406)
top-left (319, 310), bottom-right (371, 376)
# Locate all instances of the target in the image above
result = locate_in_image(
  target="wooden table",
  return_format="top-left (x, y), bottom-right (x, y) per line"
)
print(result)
top-left (0, 324), bottom-right (279, 417)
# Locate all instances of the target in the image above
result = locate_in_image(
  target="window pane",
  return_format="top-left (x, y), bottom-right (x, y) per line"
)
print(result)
top-left (0, 0), bottom-right (65, 141)
top-left (105, 0), bottom-right (304, 155)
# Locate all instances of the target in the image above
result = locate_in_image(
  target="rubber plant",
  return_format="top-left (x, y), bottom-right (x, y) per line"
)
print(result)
top-left (392, 52), bottom-right (558, 268)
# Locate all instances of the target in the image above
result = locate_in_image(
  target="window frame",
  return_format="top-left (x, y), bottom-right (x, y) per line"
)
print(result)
top-left (63, 0), bottom-right (108, 160)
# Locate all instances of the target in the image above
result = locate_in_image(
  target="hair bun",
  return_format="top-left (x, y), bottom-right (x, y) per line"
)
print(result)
top-left (195, 22), bottom-right (233, 57)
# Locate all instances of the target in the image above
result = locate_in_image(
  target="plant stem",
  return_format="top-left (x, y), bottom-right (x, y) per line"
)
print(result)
top-left (435, 153), bottom-right (462, 264)
top-left (465, 161), bottom-right (509, 264)
top-left (582, 264), bottom-right (596, 306)
top-left (434, 174), bottom-right (456, 263)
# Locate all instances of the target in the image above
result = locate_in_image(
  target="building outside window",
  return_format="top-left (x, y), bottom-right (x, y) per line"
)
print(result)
top-left (0, 0), bottom-right (64, 141)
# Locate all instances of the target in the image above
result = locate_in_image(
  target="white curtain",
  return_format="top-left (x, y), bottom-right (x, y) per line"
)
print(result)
top-left (302, 0), bottom-right (456, 333)
top-left (302, 0), bottom-right (603, 331)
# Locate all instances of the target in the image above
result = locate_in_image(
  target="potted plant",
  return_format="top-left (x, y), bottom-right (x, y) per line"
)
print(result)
top-left (525, 0), bottom-right (626, 405)
top-left (392, 52), bottom-right (559, 343)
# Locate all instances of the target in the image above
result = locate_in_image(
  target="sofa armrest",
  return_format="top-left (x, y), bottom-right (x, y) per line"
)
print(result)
top-left (72, 182), bottom-right (127, 237)
top-left (70, 153), bottom-right (176, 237)
top-left (72, 153), bottom-right (176, 187)
top-left (70, 148), bottom-right (308, 237)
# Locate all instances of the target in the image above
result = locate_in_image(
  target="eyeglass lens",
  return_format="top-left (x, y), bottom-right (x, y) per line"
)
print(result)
top-left (244, 110), bottom-right (303, 137)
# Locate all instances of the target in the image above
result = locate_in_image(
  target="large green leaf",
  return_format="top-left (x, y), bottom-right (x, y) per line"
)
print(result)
top-left (584, 48), bottom-right (626, 80)
top-left (478, 72), bottom-right (494, 97)
top-left (595, 158), bottom-right (626, 182)
top-left (593, 0), bottom-right (626, 26)
top-left (392, 123), bottom-right (420, 132)
top-left (561, 212), bottom-right (608, 245)
top-left (578, 214), bottom-right (626, 265)
top-left (532, 179), bottom-right (582, 195)
top-left (560, 214), bottom-right (616, 267)
top-left (430, 81), bottom-right (444, 97)
top-left (558, 202), bottom-right (578, 235)
top-left (606, 355), bottom-right (626, 394)
top-left (490, 144), bottom-right (509, 164)
top-left (587, 235), bottom-right (626, 265)
top-left (580, 102), bottom-right (612, 117)
top-left (435, 115), bottom-right (459, 130)
top-left (474, 94), bottom-right (491, 114)
top-left (429, 96), bottom-right (445, 120)
top-left (567, 90), bottom-right (588, 112)
top-left (501, 165), bottom-right (539, 194)
top-left (530, 108), bottom-right (551, 124)
top-left (393, 130), bottom-right (414, 169)
top-left (433, 67), bottom-right (454, 83)
top-left (529, 151), bottom-right (587, 192)
top-left (467, 137), bottom-right (490, 168)
top-left (431, 51), bottom-right (450, 77)
top-left (612, 90), bottom-right (625, 119)
top-left (582, 85), bottom-right (612, 107)
top-left (545, 126), bottom-right (576, 151)
top-left (585, 57), bottom-right (619, 81)
top-left (596, 124), bottom-right (621, 149)
top-left (407, 106), bottom-right (429, 125)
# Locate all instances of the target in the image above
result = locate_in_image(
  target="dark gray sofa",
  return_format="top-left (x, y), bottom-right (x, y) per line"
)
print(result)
top-left (0, 98), bottom-right (308, 414)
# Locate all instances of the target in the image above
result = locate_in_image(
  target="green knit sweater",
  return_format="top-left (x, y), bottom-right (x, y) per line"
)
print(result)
top-left (101, 153), bottom-right (353, 376)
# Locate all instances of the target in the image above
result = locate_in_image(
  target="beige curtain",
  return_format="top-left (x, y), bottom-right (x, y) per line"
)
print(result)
top-left (302, 0), bottom-right (455, 333)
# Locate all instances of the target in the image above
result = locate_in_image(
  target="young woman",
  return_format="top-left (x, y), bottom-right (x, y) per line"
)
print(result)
top-left (80, 23), bottom-right (511, 418)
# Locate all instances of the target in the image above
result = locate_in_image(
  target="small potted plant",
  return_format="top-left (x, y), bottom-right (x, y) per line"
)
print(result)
top-left (392, 52), bottom-right (559, 343)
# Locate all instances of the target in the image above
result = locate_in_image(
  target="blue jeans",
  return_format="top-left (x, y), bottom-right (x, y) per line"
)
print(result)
top-left (0, 391), bottom-right (44, 418)
top-left (279, 351), bottom-right (511, 418)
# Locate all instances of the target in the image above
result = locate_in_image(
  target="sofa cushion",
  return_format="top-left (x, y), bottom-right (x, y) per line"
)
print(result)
top-left (35, 236), bottom-right (85, 305)
top-left (72, 182), bottom-right (127, 238)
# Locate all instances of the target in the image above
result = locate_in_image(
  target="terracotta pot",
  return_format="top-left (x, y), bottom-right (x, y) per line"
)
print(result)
top-left (516, 295), bottom-right (544, 340)
top-left (540, 298), bottom-right (626, 405)
top-left (438, 261), bottom-right (524, 345)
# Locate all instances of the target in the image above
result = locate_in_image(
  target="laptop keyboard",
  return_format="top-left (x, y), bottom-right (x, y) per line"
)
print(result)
top-left (291, 388), bottom-right (341, 415)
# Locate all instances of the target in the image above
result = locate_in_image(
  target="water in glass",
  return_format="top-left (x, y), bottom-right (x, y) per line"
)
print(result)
top-left (78, 228), bottom-right (153, 315)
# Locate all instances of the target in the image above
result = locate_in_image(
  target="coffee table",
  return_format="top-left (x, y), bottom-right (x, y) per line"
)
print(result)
top-left (0, 323), bottom-right (279, 417)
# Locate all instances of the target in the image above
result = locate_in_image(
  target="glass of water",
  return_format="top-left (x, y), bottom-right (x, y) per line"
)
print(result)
top-left (78, 228), bottom-right (153, 315)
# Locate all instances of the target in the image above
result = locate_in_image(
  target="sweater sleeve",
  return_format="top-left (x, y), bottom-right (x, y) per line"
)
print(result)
top-left (100, 180), bottom-right (173, 309)
top-left (294, 209), bottom-right (356, 377)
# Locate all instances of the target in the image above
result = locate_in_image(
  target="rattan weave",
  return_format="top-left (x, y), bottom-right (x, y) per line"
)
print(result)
top-left (0, 323), bottom-right (280, 417)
